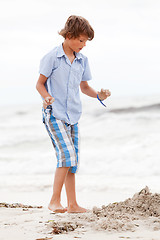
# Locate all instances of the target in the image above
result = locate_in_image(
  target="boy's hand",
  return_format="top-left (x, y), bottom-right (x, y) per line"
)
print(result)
top-left (98, 89), bottom-right (111, 101)
top-left (43, 96), bottom-right (55, 109)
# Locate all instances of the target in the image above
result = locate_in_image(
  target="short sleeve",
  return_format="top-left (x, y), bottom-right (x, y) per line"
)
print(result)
top-left (39, 52), bottom-right (55, 78)
top-left (82, 57), bottom-right (92, 81)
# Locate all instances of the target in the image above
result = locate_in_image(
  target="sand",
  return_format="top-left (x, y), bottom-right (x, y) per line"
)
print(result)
top-left (0, 186), bottom-right (160, 240)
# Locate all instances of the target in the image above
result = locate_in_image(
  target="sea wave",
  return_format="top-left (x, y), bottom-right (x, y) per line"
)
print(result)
top-left (0, 96), bottom-right (160, 177)
top-left (109, 103), bottom-right (160, 114)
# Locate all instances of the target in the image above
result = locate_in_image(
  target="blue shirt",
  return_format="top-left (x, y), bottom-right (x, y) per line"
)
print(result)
top-left (39, 43), bottom-right (92, 125)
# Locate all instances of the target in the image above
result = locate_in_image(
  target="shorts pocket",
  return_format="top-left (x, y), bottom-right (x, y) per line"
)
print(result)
top-left (42, 105), bottom-right (52, 123)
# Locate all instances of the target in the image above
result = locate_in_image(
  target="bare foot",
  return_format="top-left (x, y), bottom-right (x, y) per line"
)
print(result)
top-left (48, 203), bottom-right (67, 213)
top-left (67, 204), bottom-right (87, 213)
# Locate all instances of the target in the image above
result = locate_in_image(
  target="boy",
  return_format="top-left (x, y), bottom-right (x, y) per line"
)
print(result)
top-left (36, 15), bottom-right (111, 213)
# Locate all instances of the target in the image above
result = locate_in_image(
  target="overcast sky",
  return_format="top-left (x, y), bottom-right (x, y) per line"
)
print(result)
top-left (0, 0), bottom-right (160, 104)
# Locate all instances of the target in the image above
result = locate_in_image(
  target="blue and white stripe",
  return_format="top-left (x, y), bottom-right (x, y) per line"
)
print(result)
top-left (42, 106), bottom-right (79, 173)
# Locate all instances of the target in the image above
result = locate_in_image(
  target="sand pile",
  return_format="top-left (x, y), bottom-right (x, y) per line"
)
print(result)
top-left (91, 186), bottom-right (160, 231)
top-left (47, 186), bottom-right (160, 234)
top-left (93, 186), bottom-right (160, 218)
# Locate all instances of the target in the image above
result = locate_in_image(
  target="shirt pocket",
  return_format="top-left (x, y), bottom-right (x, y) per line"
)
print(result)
top-left (72, 65), bottom-right (84, 88)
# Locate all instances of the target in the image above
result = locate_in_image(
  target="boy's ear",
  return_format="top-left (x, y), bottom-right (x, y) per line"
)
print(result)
top-left (66, 33), bottom-right (72, 40)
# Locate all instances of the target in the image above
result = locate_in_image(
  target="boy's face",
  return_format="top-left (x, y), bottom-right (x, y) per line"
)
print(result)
top-left (66, 34), bottom-right (88, 53)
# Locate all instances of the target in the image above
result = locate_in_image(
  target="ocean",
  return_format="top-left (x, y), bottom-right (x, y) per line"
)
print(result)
top-left (0, 95), bottom-right (160, 206)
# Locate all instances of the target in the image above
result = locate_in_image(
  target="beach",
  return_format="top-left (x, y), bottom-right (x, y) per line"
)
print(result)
top-left (0, 95), bottom-right (160, 239)
top-left (1, 0), bottom-right (160, 237)
top-left (1, 186), bottom-right (160, 240)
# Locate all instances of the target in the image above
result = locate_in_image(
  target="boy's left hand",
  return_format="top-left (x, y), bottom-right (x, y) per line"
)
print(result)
top-left (98, 89), bottom-right (111, 101)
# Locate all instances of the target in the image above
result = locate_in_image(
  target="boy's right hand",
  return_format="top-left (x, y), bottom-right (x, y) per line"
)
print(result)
top-left (43, 96), bottom-right (55, 109)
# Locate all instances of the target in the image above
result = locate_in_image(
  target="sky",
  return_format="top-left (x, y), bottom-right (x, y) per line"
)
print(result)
top-left (0, 0), bottom-right (160, 105)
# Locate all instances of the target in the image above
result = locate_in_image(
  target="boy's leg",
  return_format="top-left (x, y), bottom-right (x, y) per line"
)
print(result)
top-left (43, 109), bottom-right (78, 212)
top-left (65, 171), bottom-right (86, 213)
top-left (48, 167), bottom-right (69, 212)
top-left (64, 123), bottom-right (86, 213)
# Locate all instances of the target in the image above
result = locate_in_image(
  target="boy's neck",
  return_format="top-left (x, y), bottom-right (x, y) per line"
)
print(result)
top-left (62, 41), bottom-right (75, 57)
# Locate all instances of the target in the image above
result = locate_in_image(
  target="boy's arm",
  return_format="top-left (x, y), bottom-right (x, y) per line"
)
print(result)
top-left (80, 81), bottom-right (97, 98)
top-left (80, 81), bottom-right (111, 100)
top-left (36, 74), bottom-right (54, 108)
top-left (36, 74), bottom-right (50, 99)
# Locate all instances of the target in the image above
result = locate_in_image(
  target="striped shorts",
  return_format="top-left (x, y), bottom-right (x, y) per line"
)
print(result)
top-left (42, 105), bottom-right (79, 174)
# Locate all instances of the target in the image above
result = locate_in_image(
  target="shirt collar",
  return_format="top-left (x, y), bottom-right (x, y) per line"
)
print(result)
top-left (74, 51), bottom-right (83, 60)
top-left (57, 43), bottom-right (83, 60)
top-left (57, 44), bottom-right (65, 58)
